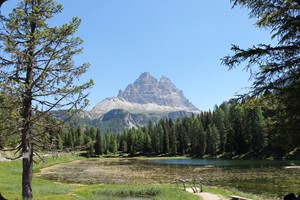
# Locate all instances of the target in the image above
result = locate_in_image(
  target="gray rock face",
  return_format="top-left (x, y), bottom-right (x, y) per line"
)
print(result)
top-left (117, 72), bottom-right (199, 110)
top-left (82, 72), bottom-right (201, 132)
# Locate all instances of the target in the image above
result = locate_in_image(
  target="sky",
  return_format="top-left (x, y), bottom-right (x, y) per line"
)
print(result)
top-left (1, 0), bottom-right (274, 111)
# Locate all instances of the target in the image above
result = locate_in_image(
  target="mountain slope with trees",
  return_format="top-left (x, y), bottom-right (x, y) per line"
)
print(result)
top-left (48, 100), bottom-right (297, 159)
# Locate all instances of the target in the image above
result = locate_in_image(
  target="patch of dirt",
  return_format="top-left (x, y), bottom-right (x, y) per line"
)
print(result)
top-left (186, 188), bottom-right (226, 200)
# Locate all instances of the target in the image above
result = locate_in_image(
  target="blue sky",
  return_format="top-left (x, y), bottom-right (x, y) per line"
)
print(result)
top-left (1, 0), bottom-right (274, 111)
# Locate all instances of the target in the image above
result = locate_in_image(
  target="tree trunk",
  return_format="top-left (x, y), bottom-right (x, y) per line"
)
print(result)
top-left (21, 7), bottom-right (35, 198)
top-left (21, 74), bottom-right (33, 199)
top-left (22, 146), bottom-right (33, 200)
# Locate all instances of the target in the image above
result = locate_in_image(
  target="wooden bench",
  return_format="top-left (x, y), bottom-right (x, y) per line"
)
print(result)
top-left (230, 195), bottom-right (252, 200)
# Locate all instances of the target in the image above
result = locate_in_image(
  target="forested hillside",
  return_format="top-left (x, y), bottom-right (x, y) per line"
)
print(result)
top-left (8, 98), bottom-right (295, 159)
top-left (110, 99), bottom-right (299, 159)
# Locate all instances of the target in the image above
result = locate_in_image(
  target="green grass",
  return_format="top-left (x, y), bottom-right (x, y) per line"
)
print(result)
top-left (2, 154), bottom-right (286, 200)
top-left (204, 186), bottom-right (260, 200)
top-left (75, 185), bottom-right (200, 200)
top-left (203, 185), bottom-right (282, 200)
top-left (0, 153), bottom-right (82, 199)
top-left (0, 154), bottom-right (198, 200)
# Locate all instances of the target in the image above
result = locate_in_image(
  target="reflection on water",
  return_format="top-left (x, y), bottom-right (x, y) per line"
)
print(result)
top-left (148, 158), bottom-right (300, 168)
top-left (147, 158), bottom-right (300, 199)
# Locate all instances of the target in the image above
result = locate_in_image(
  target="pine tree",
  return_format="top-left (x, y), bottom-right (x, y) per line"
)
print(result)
top-left (223, 0), bottom-right (300, 152)
top-left (147, 120), bottom-right (155, 153)
top-left (94, 128), bottom-right (103, 156)
top-left (103, 137), bottom-right (108, 155)
top-left (127, 129), bottom-right (136, 155)
top-left (120, 130), bottom-right (129, 153)
top-left (213, 105), bottom-right (227, 153)
top-left (156, 124), bottom-right (164, 154)
top-left (182, 117), bottom-right (191, 154)
top-left (162, 119), bottom-right (170, 155)
top-left (75, 126), bottom-right (84, 147)
top-left (196, 116), bottom-right (206, 157)
top-left (209, 124), bottom-right (219, 157)
top-left (190, 118), bottom-right (199, 155)
top-left (243, 103), bottom-right (266, 152)
top-left (121, 140), bottom-right (128, 153)
top-left (175, 118), bottom-right (183, 155)
top-left (0, 0), bottom-right (93, 198)
top-left (227, 103), bottom-right (247, 154)
top-left (89, 127), bottom-right (96, 141)
top-left (110, 134), bottom-right (118, 155)
top-left (176, 118), bottom-right (189, 155)
top-left (168, 119), bottom-right (177, 155)
top-left (143, 132), bottom-right (152, 153)
top-left (136, 128), bottom-right (144, 153)
top-left (85, 136), bottom-right (94, 158)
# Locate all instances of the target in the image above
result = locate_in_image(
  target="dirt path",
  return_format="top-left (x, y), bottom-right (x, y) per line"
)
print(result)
top-left (186, 188), bottom-right (227, 200)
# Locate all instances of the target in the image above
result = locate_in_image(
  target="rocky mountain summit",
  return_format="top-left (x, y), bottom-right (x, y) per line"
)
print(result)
top-left (118, 72), bottom-right (197, 108)
top-left (90, 72), bottom-right (200, 118)
top-left (72, 72), bottom-right (200, 132)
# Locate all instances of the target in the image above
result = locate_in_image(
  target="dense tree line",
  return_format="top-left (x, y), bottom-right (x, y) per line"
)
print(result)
top-left (36, 98), bottom-right (296, 159)
top-left (0, 99), bottom-right (295, 159)
top-left (115, 100), bottom-right (297, 158)
top-left (1, 95), bottom-right (298, 159)
top-left (115, 101), bottom-right (270, 158)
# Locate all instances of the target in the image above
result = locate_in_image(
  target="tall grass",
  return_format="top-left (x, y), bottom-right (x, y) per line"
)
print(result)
top-left (75, 185), bottom-right (199, 200)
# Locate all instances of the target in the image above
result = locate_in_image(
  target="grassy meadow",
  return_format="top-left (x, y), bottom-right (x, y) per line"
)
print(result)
top-left (0, 154), bottom-right (199, 200)
top-left (1, 153), bottom-right (298, 199)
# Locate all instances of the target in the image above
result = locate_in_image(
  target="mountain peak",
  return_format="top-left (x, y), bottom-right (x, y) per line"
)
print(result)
top-left (133, 72), bottom-right (158, 85)
top-left (137, 72), bottom-right (152, 80)
top-left (117, 72), bottom-right (199, 111)
top-left (89, 72), bottom-right (201, 130)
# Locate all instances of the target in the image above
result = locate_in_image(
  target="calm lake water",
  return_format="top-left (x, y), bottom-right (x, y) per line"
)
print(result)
top-left (148, 158), bottom-right (300, 199)
top-left (148, 158), bottom-right (300, 168)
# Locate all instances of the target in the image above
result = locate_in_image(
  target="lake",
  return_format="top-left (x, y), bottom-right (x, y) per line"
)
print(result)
top-left (148, 158), bottom-right (300, 168)
top-left (148, 158), bottom-right (300, 199)
top-left (37, 158), bottom-right (300, 200)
